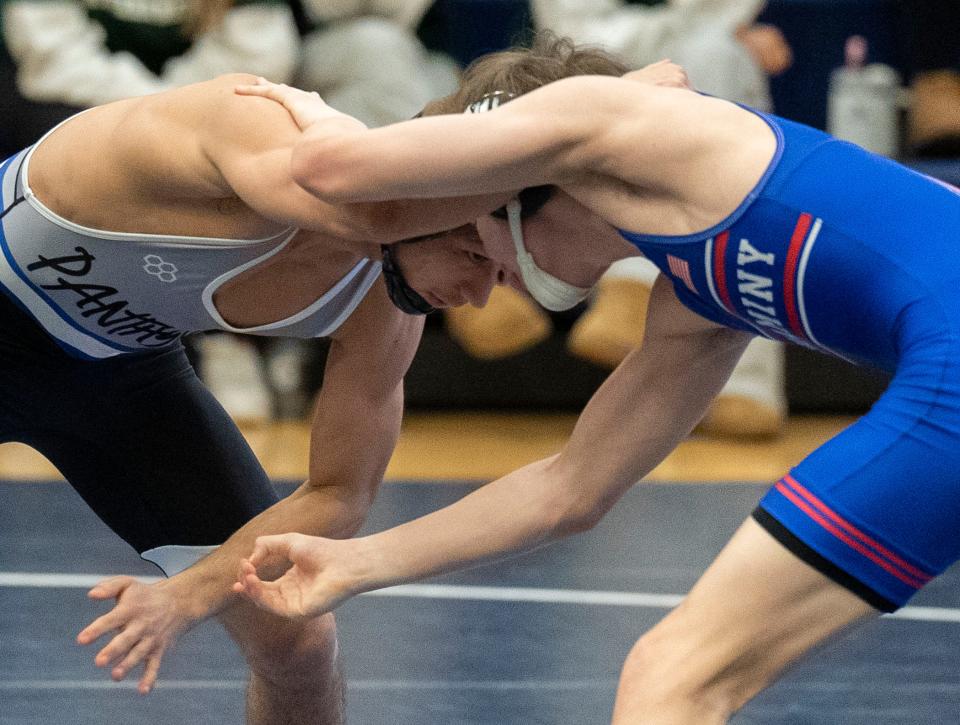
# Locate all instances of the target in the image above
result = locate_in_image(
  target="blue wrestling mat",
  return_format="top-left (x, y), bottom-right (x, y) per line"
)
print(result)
top-left (1, 480), bottom-right (959, 724)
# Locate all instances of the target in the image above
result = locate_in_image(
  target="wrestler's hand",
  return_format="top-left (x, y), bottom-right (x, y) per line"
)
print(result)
top-left (234, 77), bottom-right (366, 133)
top-left (233, 533), bottom-right (356, 619)
top-left (624, 59), bottom-right (692, 90)
top-left (76, 577), bottom-right (196, 695)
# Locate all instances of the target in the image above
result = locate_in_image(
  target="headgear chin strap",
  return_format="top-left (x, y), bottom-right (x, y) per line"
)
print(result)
top-left (505, 199), bottom-right (591, 312)
top-left (464, 92), bottom-right (581, 309)
top-left (380, 243), bottom-right (438, 315)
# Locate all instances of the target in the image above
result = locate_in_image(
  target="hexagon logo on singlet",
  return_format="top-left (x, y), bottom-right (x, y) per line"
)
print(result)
top-left (142, 255), bottom-right (178, 283)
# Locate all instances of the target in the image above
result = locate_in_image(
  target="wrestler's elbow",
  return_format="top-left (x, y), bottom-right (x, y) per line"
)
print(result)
top-left (290, 149), bottom-right (338, 199)
top-left (551, 469), bottom-right (618, 537)
top-left (557, 493), bottom-right (612, 536)
top-left (556, 444), bottom-right (645, 536)
top-left (290, 137), bottom-right (366, 202)
top-left (301, 476), bottom-right (379, 539)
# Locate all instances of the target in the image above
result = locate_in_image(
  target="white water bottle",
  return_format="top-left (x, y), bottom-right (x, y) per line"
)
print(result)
top-left (827, 35), bottom-right (901, 157)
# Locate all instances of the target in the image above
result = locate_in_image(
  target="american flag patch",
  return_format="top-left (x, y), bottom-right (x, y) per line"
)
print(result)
top-left (667, 254), bottom-right (696, 293)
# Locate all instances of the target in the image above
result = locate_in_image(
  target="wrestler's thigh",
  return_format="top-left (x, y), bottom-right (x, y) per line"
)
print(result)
top-left (28, 343), bottom-right (279, 557)
top-left (654, 517), bottom-right (874, 671)
top-left (613, 518), bottom-right (876, 719)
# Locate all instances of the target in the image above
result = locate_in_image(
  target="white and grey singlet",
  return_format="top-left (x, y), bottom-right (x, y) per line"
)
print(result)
top-left (0, 136), bottom-right (381, 360)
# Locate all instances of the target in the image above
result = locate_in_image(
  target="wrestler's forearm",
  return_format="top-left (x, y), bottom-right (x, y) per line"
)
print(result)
top-left (165, 477), bottom-right (383, 619)
top-left (339, 331), bottom-right (747, 595)
top-left (349, 194), bottom-right (513, 244)
top-left (344, 410), bottom-right (689, 594)
top-left (342, 434), bottom-right (684, 595)
top-left (178, 379), bottom-right (402, 618)
top-left (342, 456), bottom-right (580, 593)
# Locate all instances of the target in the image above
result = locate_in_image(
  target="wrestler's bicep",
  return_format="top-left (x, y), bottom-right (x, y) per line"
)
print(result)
top-left (195, 80), bottom-right (369, 235)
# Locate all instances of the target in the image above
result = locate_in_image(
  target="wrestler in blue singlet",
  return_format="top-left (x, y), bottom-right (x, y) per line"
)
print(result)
top-left (620, 110), bottom-right (960, 611)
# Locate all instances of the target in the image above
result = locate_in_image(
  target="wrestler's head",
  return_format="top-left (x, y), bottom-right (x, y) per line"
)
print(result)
top-left (381, 33), bottom-right (627, 314)
top-left (381, 225), bottom-right (520, 313)
top-left (383, 187), bottom-right (627, 315)
top-left (419, 31), bottom-right (628, 117)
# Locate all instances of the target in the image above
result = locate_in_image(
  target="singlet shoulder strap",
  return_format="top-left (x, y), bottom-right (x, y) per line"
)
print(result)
top-left (0, 153), bottom-right (27, 221)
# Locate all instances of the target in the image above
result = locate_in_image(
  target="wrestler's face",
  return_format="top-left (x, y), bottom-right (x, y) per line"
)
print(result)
top-left (391, 225), bottom-right (523, 309)
top-left (474, 191), bottom-right (620, 289)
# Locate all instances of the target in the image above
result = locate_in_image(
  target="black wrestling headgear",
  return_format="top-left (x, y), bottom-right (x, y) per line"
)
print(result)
top-left (380, 242), bottom-right (438, 315)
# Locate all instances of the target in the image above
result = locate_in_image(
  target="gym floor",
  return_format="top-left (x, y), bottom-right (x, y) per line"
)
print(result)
top-left (2, 414), bottom-right (958, 724)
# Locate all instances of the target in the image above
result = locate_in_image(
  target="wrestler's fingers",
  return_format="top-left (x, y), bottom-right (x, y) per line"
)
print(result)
top-left (237, 570), bottom-right (293, 615)
top-left (235, 80), bottom-right (314, 100)
top-left (235, 83), bottom-right (276, 97)
top-left (111, 637), bottom-right (156, 683)
top-left (86, 575), bottom-right (136, 600)
top-left (232, 559), bottom-right (260, 593)
top-left (77, 604), bottom-right (134, 645)
top-left (247, 534), bottom-right (298, 567)
top-left (236, 81), bottom-right (322, 103)
top-left (94, 625), bottom-right (144, 668)
top-left (238, 567), bottom-right (275, 601)
top-left (234, 77), bottom-right (291, 94)
top-left (139, 652), bottom-right (163, 695)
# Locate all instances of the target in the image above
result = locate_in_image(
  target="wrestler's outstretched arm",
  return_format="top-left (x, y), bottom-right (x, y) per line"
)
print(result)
top-left (77, 280), bottom-right (423, 692)
top-left (194, 74), bottom-right (510, 242)
top-left (235, 58), bottom-right (689, 132)
top-left (232, 70), bottom-right (762, 240)
top-left (235, 276), bottom-right (753, 617)
top-left (239, 74), bottom-right (632, 203)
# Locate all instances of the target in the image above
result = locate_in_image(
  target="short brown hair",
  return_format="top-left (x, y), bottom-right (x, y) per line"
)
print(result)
top-left (421, 31), bottom-right (629, 116)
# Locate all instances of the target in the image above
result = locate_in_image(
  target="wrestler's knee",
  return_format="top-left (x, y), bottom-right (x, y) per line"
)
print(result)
top-left (616, 616), bottom-right (740, 721)
top-left (229, 609), bottom-right (340, 688)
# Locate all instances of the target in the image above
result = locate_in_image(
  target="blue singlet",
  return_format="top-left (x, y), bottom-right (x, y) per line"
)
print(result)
top-left (620, 109), bottom-right (960, 611)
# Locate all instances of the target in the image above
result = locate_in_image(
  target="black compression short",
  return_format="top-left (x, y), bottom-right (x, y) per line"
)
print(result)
top-left (0, 290), bottom-right (279, 561)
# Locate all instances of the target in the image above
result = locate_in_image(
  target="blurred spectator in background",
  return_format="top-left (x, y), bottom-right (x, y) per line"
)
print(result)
top-left (901, 0), bottom-right (960, 158)
top-left (0, 0), bottom-right (301, 424)
top-left (294, 0), bottom-right (460, 128)
top-left (0, 0), bottom-right (298, 154)
top-left (445, 0), bottom-right (793, 439)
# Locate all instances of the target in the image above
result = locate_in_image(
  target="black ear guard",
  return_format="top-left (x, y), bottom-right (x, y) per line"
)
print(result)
top-left (377, 108), bottom-right (441, 315)
top-left (380, 243), bottom-right (438, 315)
top-left (376, 107), bottom-right (438, 315)
top-left (491, 185), bottom-right (555, 219)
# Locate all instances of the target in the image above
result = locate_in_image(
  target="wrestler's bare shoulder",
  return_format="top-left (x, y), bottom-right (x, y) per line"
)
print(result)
top-left (25, 75), bottom-right (293, 238)
top-left (30, 75), bottom-right (262, 196)
top-left (568, 83), bottom-right (778, 236)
